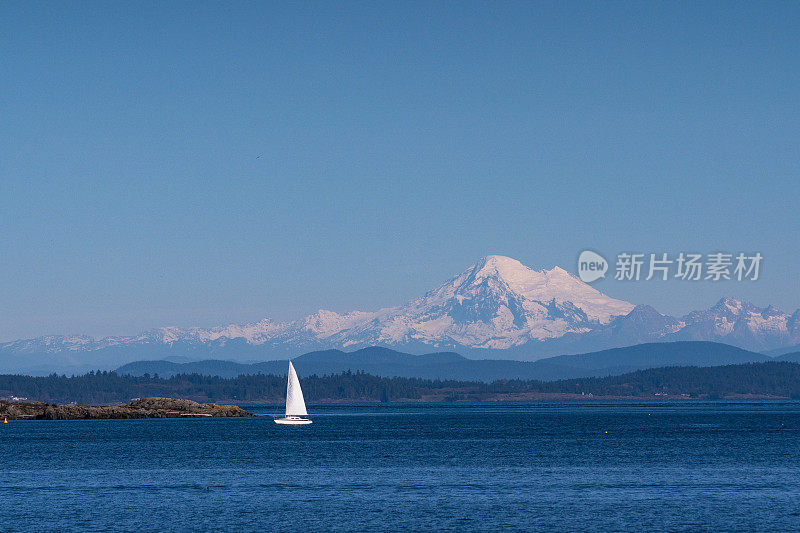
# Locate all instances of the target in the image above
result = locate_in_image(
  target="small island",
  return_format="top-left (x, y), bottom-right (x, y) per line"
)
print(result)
top-left (0, 397), bottom-right (254, 420)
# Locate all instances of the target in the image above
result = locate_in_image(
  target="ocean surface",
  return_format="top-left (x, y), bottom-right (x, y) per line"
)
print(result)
top-left (2, 402), bottom-right (800, 532)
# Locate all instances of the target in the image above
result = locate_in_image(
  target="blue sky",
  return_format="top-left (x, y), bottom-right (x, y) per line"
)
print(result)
top-left (1, 1), bottom-right (798, 340)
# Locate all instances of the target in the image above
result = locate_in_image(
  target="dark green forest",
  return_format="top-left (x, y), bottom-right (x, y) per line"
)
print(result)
top-left (2, 361), bottom-right (800, 404)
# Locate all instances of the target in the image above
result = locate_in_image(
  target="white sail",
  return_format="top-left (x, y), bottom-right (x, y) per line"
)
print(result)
top-left (285, 361), bottom-right (308, 416)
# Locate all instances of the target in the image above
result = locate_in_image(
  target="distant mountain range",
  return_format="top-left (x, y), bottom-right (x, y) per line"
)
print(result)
top-left (2, 255), bottom-right (799, 374)
top-left (116, 342), bottom-right (793, 382)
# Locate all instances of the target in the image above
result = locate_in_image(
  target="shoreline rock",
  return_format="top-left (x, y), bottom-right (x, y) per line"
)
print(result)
top-left (0, 397), bottom-right (254, 420)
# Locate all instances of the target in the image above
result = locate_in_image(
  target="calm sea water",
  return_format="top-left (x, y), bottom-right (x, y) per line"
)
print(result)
top-left (2, 402), bottom-right (800, 532)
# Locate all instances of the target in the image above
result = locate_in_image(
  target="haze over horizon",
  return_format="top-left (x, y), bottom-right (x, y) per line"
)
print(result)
top-left (2, 2), bottom-right (799, 341)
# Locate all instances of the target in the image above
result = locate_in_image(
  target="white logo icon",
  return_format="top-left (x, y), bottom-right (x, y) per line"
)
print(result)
top-left (578, 250), bottom-right (608, 283)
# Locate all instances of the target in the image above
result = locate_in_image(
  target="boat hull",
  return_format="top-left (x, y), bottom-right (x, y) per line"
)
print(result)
top-left (274, 417), bottom-right (312, 425)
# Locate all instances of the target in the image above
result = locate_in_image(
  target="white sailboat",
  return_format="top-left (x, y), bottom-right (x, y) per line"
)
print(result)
top-left (274, 361), bottom-right (312, 425)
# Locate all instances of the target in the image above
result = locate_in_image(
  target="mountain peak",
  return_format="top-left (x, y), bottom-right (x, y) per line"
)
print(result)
top-left (762, 305), bottom-right (784, 317)
top-left (711, 297), bottom-right (764, 316)
top-left (716, 296), bottom-right (743, 308)
top-left (626, 304), bottom-right (666, 318)
top-left (470, 255), bottom-right (577, 286)
top-left (543, 265), bottom-right (579, 281)
top-left (471, 255), bottom-right (529, 279)
top-left (453, 255), bottom-right (634, 325)
top-left (471, 257), bottom-right (581, 284)
top-left (480, 254), bottom-right (520, 264)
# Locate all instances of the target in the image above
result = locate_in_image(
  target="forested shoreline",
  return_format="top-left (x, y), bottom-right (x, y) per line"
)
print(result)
top-left (2, 361), bottom-right (800, 405)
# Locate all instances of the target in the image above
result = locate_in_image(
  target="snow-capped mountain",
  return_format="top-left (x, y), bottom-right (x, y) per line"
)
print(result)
top-left (313, 255), bottom-right (634, 350)
top-left (670, 297), bottom-right (799, 351)
top-left (0, 256), bottom-right (633, 358)
top-left (1, 255), bottom-right (798, 373)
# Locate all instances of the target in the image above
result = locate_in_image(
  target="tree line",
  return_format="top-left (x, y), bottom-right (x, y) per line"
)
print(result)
top-left (1, 361), bottom-right (800, 404)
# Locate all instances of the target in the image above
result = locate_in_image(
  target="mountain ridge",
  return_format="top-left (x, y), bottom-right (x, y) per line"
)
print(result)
top-left (114, 342), bottom-right (770, 382)
top-left (2, 255), bottom-right (798, 374)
